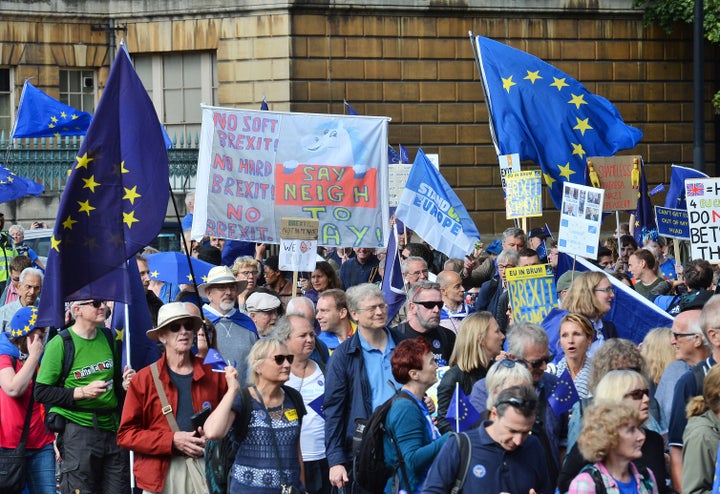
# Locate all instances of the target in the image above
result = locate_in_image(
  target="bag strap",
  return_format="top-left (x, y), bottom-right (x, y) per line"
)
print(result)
top-left (252, 385), bottom-right (292, 488)
top-left (150, 362), bottom-right (180, 432)
top-left (15, 370), bottom-right (35, 454)
top-left (450, 432), bottom-right (472, 494)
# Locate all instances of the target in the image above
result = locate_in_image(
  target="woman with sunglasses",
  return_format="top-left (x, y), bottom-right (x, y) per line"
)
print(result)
top-left (681, 364), bottom-right (720, 493)
top-left (118, 302), bottom-right (229, 494)
top-left (559, 370), bottom-right (669, 494)
top-left (435, 311), bottom-right (505, 433)
top-left (205, 336), bottom-right (307, 494)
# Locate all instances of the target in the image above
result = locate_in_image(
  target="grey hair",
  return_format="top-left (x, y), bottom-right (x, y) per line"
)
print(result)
top-left (20, 267), bottom-right (44, 284)
top-left (497, 249), bottom-right (520, 266)
top-left (506, 323), bottom-right (549, 359)
top-left (184, 191), bottom-right (195, 207)
top-left (8, 224), bottom-right (23, 235)
top-left (346, 283), bottom-right (384, 313)
top-left (401, 256), bottom-right (427, 275)
top-left (700, 295), bottom-right (720, 340)
top-left (286, 296), bottom-right (315, 320)
top-left (502, 227), bottom-right (526, 245)
top-left (408, 279), bottom-right (441, 302)
top-left (271, 313), bottom-right (313, 342)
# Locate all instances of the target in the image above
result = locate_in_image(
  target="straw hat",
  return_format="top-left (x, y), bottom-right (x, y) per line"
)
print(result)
top-left (198, 265), bottom-right (243, 298)
top-left (146, 302), bottom-right (203, 341)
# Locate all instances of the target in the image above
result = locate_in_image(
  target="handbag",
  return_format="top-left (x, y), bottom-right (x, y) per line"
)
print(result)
top-left (150, 363), bottom-right (209, 494)
top-left (0, 380), bottom-right (34, 494)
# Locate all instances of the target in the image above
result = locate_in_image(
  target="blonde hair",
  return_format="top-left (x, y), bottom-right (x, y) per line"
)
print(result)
top-left (246, 337), bottom-right (286, 385)
top-left (640, 327), bottom-right (675, 385)
top-left (587, 338), bottom-right (646, 392)
top-left (594, 369), bottom-right (648, 402)
top-left (578, 401), bottom-right (641, 462)
top-left (231, 256), bottom-right (260, 278)
top-left (562, 271), bottom-right (612, 319)
top-left (560, 313), bottom-right (594, 342)
top-left (449, 311), bottom-right (496, 372)
top-left (484, 360), bottom-right (533, 410)
top-left (687, 364), bottom-right (720, 418)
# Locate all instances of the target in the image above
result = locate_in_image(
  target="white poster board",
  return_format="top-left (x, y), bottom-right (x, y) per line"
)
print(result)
top-left (498, 153), bottom-right (521, 197)
top-left (686, 178), bottom-right (720, 263)
top-left (557, 182), bottom-right (604, 260)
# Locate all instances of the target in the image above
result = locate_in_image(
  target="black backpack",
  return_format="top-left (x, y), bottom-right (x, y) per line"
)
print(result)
top-left (579, 463), bottom-right (654, 494)
top-left (205, 385), bottom-right (306, 494)
top-left (352, 392), bottom-right (414, 493)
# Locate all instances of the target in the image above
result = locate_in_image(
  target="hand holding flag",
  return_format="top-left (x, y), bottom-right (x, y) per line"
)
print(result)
top-left (446, 383), bottom-right (481, 432)
top-left (203, 348), bottom-right (229, 372)
top-left (548, 368), bottom-right (579, 416)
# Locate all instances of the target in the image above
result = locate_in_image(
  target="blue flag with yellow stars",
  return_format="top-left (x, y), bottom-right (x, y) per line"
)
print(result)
top-left (548, 368), bottom-right (580, 416)
top-left (446, 383), bottom-right (482, 432)
top-left (0, 164), bottom-right (44, 203)
top-left (633, 159), bottom-right (657, 245)
top-left (12, 81), bottom-right (92, 138)
top-left (472, 36), bottom-right (643, 208)
top-left (37, 46), bottom-right (169, 327)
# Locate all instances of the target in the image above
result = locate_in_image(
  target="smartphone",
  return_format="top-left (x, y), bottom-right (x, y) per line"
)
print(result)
top-left (190, 406), bottom-right (211, 432)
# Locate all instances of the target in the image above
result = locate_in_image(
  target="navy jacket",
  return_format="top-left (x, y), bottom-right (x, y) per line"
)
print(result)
top-left (324, 326), bottom-right (406, 467)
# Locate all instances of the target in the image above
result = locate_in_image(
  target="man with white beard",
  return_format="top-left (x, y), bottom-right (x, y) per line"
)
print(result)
top-left (200, 266), bottom-right (258, 382)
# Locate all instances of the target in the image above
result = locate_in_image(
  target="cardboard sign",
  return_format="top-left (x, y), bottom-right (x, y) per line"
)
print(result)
top-left (557, 182), bottom-right (604, 260)
top-left (655, 206), bottom-right (689, 240)
top-left (388, 163), bottom-right (413, 207)
top-left (498, 153), bottom-right (521, 197)
top-left (590, 155), bottom-right (641, 211)
top-left (686, 178), bottom-right (720, 263)
top-left (506, 264), bottom-right (558, 324)
top-left (505, 170), bottom-right (542, 219)
top-left (279, 218), bottom-right (319, 271)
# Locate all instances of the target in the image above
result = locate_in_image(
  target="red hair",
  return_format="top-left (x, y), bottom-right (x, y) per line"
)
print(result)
top-left (391, 337), bottom-right (433, 384)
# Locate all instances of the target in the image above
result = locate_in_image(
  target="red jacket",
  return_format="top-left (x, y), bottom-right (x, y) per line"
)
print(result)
top-left (117, 354), bottom-right (228, 492)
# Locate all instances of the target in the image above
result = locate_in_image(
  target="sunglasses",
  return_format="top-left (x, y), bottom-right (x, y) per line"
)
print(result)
top-left (521, 355), bottom-right (554, 369)
top-left (413, 300), bottom-right (444, 310)
top-left (497, 359), bottom-right (528, 369)
top-left (168, 320), bottom-right (196, 333)
top-left (624, 388), bottom-right (650, 400)
top-left (495, 397), bottom-right (537, 411)
top-left (672, 332), bottom-right (696, 339)
top-left (271, 354), bottom-right (294, 365)
top-left (77, 300), bottom-right (104, 308)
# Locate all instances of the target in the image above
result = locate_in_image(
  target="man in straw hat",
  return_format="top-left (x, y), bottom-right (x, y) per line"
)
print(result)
top-left (200, 265), bottom-right (257, 382)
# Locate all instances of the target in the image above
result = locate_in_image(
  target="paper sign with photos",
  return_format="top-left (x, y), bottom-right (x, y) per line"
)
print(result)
top-left (557, 182), bottom-right (604, 260)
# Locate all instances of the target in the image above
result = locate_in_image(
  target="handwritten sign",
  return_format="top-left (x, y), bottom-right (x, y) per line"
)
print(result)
top-left (193, 106), bottom-right (390, 247)
top-left (505, 170), bottom-right (542, 219)
top-left (655, 206), bottom-right (689, 240)
top-left (557, 182), bottom-right (605, 260)
top-left (498, 153), bottom-right (521, 197)
top-left (506, 264), bottom-right (558, 324)
top-left (686, 178), bottom-right (720, 263)
top-left (279, 218), bottom-right (319, 272)
top-left (590, 155), bottom-right (640, 211)
top-left (388, 163), bottom-right (413, 207)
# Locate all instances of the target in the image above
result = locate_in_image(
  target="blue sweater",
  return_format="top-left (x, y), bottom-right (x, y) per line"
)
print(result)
top-left (383, 396), bottom-right (449, 494)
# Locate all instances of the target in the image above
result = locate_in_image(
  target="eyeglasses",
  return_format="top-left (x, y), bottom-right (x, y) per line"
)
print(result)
top-left (497, 359), bottom-right (528, 369)
top-left (624, 388), bottom-right (650, 400)
top-left (521, 355), bottom-right (554, 369)
top-left (238, 270), bottom-right (258, 277)
top-left (168, 320), bottom-right (196, 333)
top-left (271, 354), bottom-right (294, 365)
top-left (593, 286), bottom-right (614, 294)
top-left (408, 269), bottom-right (429, 277)
top-left (357, 303), bottom-right (388, 313)
top-left (413, 300), bottom-right (444, 310)
top-left (77, 300), bottom-right (105, 308)
top-left (497, 264), bottom-right (515, 270)
top-left (673, 332), bottom-right (697, 339)
top-left (495, 397), bottom-right (537, 411)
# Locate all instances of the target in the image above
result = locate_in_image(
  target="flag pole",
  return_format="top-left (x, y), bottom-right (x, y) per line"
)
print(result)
top-left (455, 382), bottom-right (460, 433)
top-left (168, 185), bottom-right (201, 295)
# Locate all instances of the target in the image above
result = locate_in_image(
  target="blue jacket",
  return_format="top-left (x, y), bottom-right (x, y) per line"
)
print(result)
top-left (324, 327), bottom-right (406, 467)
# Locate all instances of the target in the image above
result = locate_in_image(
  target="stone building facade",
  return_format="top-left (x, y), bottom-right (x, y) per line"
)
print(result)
top-left (0, 0), bottom-right (716, 234)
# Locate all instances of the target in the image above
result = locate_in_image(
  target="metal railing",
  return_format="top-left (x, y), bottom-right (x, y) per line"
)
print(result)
top-left (0, 131), bottom-right (199, 192)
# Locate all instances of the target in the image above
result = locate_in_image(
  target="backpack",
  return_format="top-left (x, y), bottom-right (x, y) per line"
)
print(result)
top-left (204, 385), bottom-right (306, 494)
top-left (449, 431), bottom-right (472, 494)
top-left (580, 463), bottom-right (654, 494)
top-left (352, 392), bottom-right (414, 494)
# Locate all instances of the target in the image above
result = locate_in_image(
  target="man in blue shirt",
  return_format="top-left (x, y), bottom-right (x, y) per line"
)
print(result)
top-left (423, 384), bottom-right (552, 493)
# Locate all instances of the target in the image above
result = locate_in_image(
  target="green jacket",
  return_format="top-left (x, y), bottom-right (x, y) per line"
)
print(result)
top-left (682, 409), bottom-right (720, 494)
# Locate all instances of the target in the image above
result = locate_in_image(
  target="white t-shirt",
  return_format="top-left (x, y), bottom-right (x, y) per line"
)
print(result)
top-left (286, 362), bottom-right (326, 461)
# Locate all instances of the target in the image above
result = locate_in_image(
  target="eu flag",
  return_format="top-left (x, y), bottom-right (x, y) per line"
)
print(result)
top-left (633, 160), bottom-right (657, 245)
top-left (664, 164), bottom-right (708, 210)
top-left (0, 164), bottom-right (44, 202)
top-left (472, 36), bottom-right (643, 208)
top-left (203, 348), bottom-right (229, 371)
top-left (446, 383), bottom-right (481, 432)
top-left (399, 145), bottom-right (410, 164)
top-left (260, 96), bottom-right (269, 111)
top-left (388, 145), bottom-right (401, 164)
top-left (12, 81), bottom-right (92, 138)
top-left (381, 224), bottom-right (406, 324)
top-left (37, 47), bottom-right (169, 327)
top-left (548, 368), bottom-right (579, 416)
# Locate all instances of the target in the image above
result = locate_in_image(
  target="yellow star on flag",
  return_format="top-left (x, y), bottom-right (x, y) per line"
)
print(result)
top-left (550, 77), bottom-right (569, 91)
top-left (568, 93), bottom-right (588, 109)
top-left (573, 117), bottom-right (593, 136)
top-left (51, 116), bottom-right (58, 123)
top-left (123, 186), bottom-right (141, 205)
top-left (524, 70), bottom-right (542, 84)
top-left (571, 143), bottom-right (586, 158)
top-left (82, 175), bottom-right (101, 193)
top-left (50, 236), bottom-right (61, 252)
top-left (151, 270), bottom-right (159, 278)
top-left (75, 152), bottom-right (94, 170)
top-left (123, 210), bottom-right (139, 228)
top-left (71, 114), bottom-right (79, 120)
top-left (62, 215), bottom-right (78, 230)
top-left (543, 172), bottom-right (556, 188)
top-left (115, 328), bottom-right (124, 342)
top-left (60, 111), bottom-right (67, 118)
top-left (201, 275), bottom-right (208, 283)
top-left (187, 274), bottom-right (194, 281)
top-left (77, 199), bottom-right (95, 216)
top-left (558, 162), bottom-right (576, 180)
top-left (502, 75), bottom-right (516, 93)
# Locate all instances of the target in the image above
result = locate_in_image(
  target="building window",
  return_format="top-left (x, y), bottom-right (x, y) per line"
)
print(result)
top-left (0, 68), bottom-right (12, 136)
top-left (59, 70), bottom-right (95, 113)
top-left (134, 52), bottom-right (217, 142)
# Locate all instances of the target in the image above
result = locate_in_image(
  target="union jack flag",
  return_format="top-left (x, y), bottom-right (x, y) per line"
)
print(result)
top-left (686, 182), bottom-right (705, 197)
